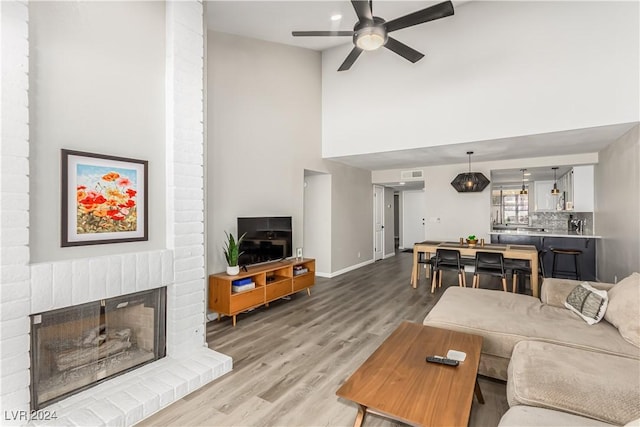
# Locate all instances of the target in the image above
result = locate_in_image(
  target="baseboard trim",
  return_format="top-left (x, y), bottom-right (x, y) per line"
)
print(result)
top-left (316, 259), bottom-right (375, 279)
top-left (383, 252), bottom-right (396, 259)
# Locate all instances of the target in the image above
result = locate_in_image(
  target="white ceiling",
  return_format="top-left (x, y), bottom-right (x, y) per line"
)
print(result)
top-left (326, 123), bottom-right (638, 170)
top-left (206, 1), bottom-right (463, 51)
top-left (491, 166), bottom-right (572, 186)
top-left (205, 2), bottom-right (638, 171)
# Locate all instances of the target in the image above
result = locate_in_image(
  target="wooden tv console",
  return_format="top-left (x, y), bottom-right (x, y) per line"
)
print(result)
top-left (208, 258), bottom-right (315, 327)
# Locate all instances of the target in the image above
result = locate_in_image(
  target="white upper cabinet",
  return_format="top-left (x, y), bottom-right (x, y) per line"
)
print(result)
top-left (571, 165), bottom-right (594, 212)
top-left (534, 180), bottom-right (557, 211)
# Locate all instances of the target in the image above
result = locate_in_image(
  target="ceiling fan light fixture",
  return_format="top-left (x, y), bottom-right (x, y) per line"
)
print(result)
top-left (292, 0), bottom-right (455, 71)
top-left (355, 26), bottom-right (387, 50)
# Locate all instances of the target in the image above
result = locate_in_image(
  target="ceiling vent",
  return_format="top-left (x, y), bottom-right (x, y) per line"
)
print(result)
top-left (400, 170), bottom-right (423, 180)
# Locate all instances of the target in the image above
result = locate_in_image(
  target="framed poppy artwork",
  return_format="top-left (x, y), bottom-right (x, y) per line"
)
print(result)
top-left (61, 149), bottom-right (148, 246)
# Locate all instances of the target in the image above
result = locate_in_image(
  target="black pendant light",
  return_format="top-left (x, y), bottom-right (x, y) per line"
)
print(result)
top-left (520, 169), bottom-right (528, 195)
top-left (551, 167), bottom-right (560, 195)
top-left (451, 151), bottom-right (490, 193)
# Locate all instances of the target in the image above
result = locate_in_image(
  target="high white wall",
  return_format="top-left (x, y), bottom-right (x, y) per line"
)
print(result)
top-left (207, 31), bottom-right (373, 275)
top-left (322, 1), bottom-right (639, 158)
top-left (207, 31), bottom-right (322, 273)
top-left (595, 125), bottom-right (640, 282)
top-left (373, 153), bottom-right (599, 241)
top-left (28, 1), bottom-right (167, 262)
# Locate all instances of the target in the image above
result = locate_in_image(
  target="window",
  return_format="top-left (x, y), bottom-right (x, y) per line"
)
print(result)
top-left (492, 187), bottom-right (529, 225)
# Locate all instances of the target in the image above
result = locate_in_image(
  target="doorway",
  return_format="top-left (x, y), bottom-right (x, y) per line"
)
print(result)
top-left (394, 193), bottom-right (400, 250)
top-left (401, 190), bottom-right (426, 249)
top-left (373, 185), bottom-right (384, 261)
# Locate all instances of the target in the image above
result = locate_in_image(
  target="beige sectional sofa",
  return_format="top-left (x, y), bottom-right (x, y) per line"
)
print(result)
top-left (423, 273), bottom-right (640, 426)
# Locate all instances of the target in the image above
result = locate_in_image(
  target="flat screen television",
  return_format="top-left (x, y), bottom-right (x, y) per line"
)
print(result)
top-left (237, 216), bottom-right (292, 266)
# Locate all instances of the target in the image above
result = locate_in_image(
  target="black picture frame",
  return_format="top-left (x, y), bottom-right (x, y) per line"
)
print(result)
top-left (61, 149), bottom-right (148, 247)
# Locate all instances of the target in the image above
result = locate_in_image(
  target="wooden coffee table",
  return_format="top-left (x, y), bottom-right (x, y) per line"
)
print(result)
top-left (336, 322), bottom-right (484, 427)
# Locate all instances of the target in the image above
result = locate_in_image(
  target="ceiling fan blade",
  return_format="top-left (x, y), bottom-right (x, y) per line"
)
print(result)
top-left (338, 47), bottom-right (364, 71)
top-left (292, 31), bottom-right (354, 37)
top-left (385, 0), bottom-right (454, 33)
top-left (351, 0), bottom-right (373, 22)
top-left (384, 37), bottom-right (424, 63)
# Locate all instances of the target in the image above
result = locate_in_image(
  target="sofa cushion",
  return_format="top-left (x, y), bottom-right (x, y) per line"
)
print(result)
top-left (605, 273), bottom-right (640, 348)
top-left (507, 340), bottom-right (640, 426)
top-left (565, 282), bottom-right (608, 325)
top-left (499, 406), bottom-right (615, 427)
top-left (542, 277), bottom-right (614, 309)
top-left (423, 287), bottom-right (640, 361)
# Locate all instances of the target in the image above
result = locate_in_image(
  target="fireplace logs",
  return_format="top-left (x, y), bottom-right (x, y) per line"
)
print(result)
top-left (52, 327), bottom-right (132, 371)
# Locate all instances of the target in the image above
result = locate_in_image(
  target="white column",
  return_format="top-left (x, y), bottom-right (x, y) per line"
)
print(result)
top-left (0, 0), bottom-right (32, 417)
top-left (165, 0), bottom-right (207, 357)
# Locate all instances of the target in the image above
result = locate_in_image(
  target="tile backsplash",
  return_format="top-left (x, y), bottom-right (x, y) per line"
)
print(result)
top-left (529, 211), bottom-right (594, 233)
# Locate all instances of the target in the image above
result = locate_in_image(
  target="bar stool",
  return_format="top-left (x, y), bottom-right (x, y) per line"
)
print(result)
top-left (550, 247), bottom-right (582, 280)
top-left (431, 249), bottom-right (466, 293)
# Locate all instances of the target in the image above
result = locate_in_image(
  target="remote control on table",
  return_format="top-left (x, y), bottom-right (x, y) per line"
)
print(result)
top-left (426, 355), bottom-right (459, 366)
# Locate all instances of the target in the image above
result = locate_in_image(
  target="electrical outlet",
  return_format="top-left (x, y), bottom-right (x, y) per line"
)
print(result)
top-left (357, 252), bottom-right (361, 258)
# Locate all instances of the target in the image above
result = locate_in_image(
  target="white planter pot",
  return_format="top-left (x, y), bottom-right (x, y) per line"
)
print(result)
top-left (226, 265), bottom-right (240, 276)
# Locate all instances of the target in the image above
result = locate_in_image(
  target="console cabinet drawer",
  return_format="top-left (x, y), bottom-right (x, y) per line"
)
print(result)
top-left (293, 273), bottom-right (314, 292)
top-left (266, 280), bottom-right (292, 302)
top-left (229, 288), bottom-right (264, 312)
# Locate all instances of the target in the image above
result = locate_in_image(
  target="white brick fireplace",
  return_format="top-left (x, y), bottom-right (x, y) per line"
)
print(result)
top-left (0, 1), bottom-right (232, 425)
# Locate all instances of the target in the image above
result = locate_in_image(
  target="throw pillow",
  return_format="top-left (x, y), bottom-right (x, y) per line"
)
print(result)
top-left (604, 272), bottom-right (640, 348)
top-left (565, 282), bottom-right (608, 325)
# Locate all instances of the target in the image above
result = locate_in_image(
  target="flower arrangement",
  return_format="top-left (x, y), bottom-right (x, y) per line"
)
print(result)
top-left (76, 171), bottom-right (137, 234)
top-left (467, 234), bottom-right (478, 245)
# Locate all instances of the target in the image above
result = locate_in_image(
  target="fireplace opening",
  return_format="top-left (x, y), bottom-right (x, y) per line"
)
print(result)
top-left (30, 288), bottom-right (166, 410)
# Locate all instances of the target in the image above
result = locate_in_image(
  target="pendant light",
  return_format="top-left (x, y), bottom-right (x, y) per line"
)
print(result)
top-left (450, 151), bottom-right (490, 193)
top-left (519, 169), bottom-right (528, 195)
top-left (551, 167), bottom-right (560, 195)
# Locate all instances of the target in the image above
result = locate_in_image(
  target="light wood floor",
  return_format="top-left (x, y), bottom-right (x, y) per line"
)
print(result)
top-left (138, 252), bottom-right (510, 427)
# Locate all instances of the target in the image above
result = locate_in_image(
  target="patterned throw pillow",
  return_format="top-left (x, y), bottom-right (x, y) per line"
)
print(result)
top-left (564, 282), bottom-right (608, 325)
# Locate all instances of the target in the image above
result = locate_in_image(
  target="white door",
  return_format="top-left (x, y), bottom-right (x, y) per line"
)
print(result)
top-left (402, 190), bottom-right (425, 249)
top-left (373, 185), bottom-right (384, 261)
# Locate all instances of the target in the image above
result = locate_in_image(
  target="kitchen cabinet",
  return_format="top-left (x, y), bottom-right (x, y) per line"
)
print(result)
top-left (571, 165), bottom-right (594, 212)
top-left (533, 181), bottom-right (559, 211)
top-left (490, 234), bottom-right (597, 281)
top-left (557, 169), bottom-right (573, 206)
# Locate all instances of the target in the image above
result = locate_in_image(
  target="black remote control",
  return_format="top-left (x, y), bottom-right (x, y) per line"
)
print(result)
top-left (426, 355), bottom-right (459, 366)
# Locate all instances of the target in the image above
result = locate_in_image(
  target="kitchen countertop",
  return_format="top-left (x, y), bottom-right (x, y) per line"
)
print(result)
top-left (489, 230), bottom-right (602, 238)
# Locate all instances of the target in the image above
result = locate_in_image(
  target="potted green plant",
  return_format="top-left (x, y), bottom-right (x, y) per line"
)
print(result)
top-left (223, 231), bottom-right (246, 275)
top-left (466, 234), bottom-right (478, 246)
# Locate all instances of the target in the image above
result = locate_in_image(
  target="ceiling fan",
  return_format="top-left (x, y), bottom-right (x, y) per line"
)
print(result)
top-left (292, 0), bottom-right (454, 71)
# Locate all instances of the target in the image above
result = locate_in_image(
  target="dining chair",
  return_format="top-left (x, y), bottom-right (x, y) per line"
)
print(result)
top-left (473, 251), bottom-right (508, 292)
top-left (431, 249), bottom-right (466, 293)
top-left (505, 250), bottom-right (546, 293)
top-left (417, 251), bottom-right (436, 284)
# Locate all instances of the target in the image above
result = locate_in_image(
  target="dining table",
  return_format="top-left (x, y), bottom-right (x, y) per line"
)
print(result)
top-left (411, 240), bottom-right (541, 298)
